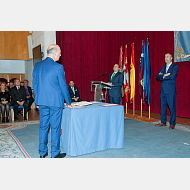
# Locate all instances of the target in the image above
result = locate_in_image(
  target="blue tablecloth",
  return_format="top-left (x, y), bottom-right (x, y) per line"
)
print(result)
top-left (60, 102), bottom-right (124, 156)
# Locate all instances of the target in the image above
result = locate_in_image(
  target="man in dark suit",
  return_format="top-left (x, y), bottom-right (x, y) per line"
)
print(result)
top-left (156, 53), bottom-right (178, 129)
top-left (23, 79), bottom-right (34, 111)
top-left (10, 79), bottom-right (28, 121)
top-left (68, 80), bottom-right (82, 102)
top-left (33, 44), bottom-right (75, 158)
top-left (107, 63), bottom-right (124, 104)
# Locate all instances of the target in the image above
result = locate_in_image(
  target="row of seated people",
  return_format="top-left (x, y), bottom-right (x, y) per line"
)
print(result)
top-left (0, 79), bottom-right (34, 123)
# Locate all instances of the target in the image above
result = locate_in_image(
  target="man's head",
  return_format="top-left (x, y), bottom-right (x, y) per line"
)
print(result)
top-left (113, 63), bottom-right (120, 72)
top-left (14, 79), bottom-right (20, 87)
top-left (165, 53), bottom-right (173, 65)
top-left (9, 81), bottom-right (14, 88)
top-left (47, 44), bottom-right (61, 62)
top-left (69, 80), bottom-right (74, 87)
top-left (23, 79), bottom-right (28, 86)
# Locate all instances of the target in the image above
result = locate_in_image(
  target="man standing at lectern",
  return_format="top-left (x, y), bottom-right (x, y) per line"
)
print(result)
top-left (155, 53), bottom-right (178, 129)
top-left (108, 63), bottom-right (124, 104)
top-left (33, 44), bottom-right (75, 158)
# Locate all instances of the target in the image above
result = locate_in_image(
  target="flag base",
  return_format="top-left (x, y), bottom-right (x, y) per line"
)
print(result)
top-left (124, 113), bottom-right (157, 123)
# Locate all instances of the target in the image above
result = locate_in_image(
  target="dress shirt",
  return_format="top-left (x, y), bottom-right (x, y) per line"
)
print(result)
top-left (166, 62), bottom-right (172, 73)
top-left (111, 71), bottom-right (118, 81)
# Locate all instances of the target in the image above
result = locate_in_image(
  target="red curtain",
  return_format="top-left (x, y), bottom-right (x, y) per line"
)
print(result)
top-left (56, 31), bottom-right (190, 118)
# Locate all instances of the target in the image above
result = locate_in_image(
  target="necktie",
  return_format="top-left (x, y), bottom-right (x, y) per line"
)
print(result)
top-left (25, 86), bottom-right (29, 96)
top-left (111, 73), bottom-right (116, 81)
top-left (166, 65), bottom-right (169, 73)
top-left (17, 86), bottom-right (20, 93)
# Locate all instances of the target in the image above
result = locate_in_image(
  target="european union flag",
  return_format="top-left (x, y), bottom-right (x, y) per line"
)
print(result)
top-left (174, 31), bottom-right (190, 62)
top-left (144, 38), bottom-right (151, 106)
top-left (139, 40), bottom-right (145, 105)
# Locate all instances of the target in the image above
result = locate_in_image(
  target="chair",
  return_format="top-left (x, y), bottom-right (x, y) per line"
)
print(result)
top-left (10, 105), bottom-right (28, 121)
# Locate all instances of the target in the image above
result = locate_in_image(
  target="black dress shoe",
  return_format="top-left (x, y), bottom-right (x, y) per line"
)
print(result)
top-left (40, 151), bottom-right (48, 158)
top-left (52, 152), bottom-right (66, 158)
top-left (24, 117), bottom-right (27, 121)
top-left (14, 117), bottom-right (18, 121)
top-left (6, 117), bottom-right (9, 122)
top-left (2, 117), bottom-right (5, 123)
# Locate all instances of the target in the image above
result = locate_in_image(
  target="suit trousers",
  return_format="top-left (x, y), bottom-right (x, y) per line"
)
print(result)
top-left (13, 102), bottom-right (28, 118)
top-left (160, 93), bottom-right (176, 125)
top-left (39, 106), bottom-right (63, 157)
top-left (109, 96), bottom-right (121, 105)
top-left (27, 96), bottom-right (34, 109)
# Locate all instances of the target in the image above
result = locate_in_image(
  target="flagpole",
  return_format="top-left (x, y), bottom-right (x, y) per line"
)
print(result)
top-left (140, 40), bottom-right (143, 117)
top-left (141, 98), bottom-right (142, 117)
top-left (133, 97), bottom-right (135, 115)
top-left (149, 104), bottom-right (150, 119)
top-left (126, 103), bottom-right (127, 114)
top-left (148, 38), bottom-right (151, 119)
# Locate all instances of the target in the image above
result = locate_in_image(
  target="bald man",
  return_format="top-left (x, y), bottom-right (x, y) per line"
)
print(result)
top-left (33, 44), bottom-right (75, 158)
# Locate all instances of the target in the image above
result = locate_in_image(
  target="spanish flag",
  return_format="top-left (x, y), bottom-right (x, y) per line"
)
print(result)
top-left (130, 43), bottom-right (135, 104)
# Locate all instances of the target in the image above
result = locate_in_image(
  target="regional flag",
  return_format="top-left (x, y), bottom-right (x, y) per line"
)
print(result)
top-left (144, 38), bottom-right (151, 105)
top-left (130, 43), bottom-right (135, 104)
top-left (119, 46), bottom-right (123, 72)
top-left (139, 40), bottom-right (146, 105)
top-left (123, 44), bottom-right (130, 103)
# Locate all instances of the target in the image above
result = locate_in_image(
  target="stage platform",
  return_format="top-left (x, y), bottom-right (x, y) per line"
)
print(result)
top-left (0, 107), bottom-right (190, 126)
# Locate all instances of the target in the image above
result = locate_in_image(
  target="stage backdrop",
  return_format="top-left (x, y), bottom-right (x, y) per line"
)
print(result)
top-left (56, 31), bottom-right (190, 119)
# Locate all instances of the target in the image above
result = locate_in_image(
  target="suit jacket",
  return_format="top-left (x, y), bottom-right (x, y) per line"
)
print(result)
top-left (108, 71), bottom-right (124, 97)
top-left (68, 86), bottom-right (80, 99)
top-left (156, 62), bottom-right (178, 94)
top-left (24, 85), bottom-right (33, 97)
top-left (10, 86), bottom-right (27, 103)
top-left (32, 57), bottom-right (71, 108)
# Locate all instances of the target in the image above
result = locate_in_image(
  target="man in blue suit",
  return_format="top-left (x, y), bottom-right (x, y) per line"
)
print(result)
top-left (156, 53), bottom-right (178, 129)
top-left (33, 44), bottom-right (75, 158)
top-left (108, 63), bottom-right (124, 104)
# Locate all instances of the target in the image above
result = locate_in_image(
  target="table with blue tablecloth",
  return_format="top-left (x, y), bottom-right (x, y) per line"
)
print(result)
top-left (60, 102), bottom-right (124, 157)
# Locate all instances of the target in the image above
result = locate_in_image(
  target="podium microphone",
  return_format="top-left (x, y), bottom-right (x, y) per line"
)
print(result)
top-left (102, 71), bottom-right (107, 82)
top-left (93, 72), bottom-right (105, 81)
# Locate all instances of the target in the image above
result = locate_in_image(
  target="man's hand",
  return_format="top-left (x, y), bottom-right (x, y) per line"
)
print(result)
top-left (159, 72), bottom-right (163, 75)
top-left (164, 73), bottom-right (171, 77)
top-left (73, 98), bottom-right (78, 101)
top-left (67, 103), bottom-right (75, 109)
top-left (26, 95), bottom-right (30, 99)
top-left (18, 101), bottom-right (24, 106)
top-left (107, 82), bottom-right (112, 85)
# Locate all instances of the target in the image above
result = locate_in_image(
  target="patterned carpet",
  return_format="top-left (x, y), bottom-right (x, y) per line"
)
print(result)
top-left (1, 119), bottom-right (190, 158)
top-left (0, 121), bottom-right (40, 158)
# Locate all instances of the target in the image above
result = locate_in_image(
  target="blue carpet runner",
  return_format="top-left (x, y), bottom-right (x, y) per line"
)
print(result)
top-left (1, 119), bottom-right (190, 158)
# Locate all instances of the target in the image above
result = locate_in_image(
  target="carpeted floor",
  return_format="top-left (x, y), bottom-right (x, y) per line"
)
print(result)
top-left (1, 118), bottom-right (190, 158)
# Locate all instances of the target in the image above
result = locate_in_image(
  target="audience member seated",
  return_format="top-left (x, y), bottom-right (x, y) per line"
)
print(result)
top-left (7, 81), bottom-right (14, 91)
top-left (23, 79), bottom-right (34, 111)
top-left (68, 80), bottom-right (82, 102)
top-left (8, 81), bottom-right (14, 106)
top-left (10, 79), bottom-right (28, 121)
top-left (0, 82), bottom-right (10, 123)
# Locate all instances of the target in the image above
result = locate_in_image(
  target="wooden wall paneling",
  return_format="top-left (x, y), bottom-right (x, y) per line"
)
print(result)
top-left (0, 73), bottom-right (25, 84)
top-left (0, 31), bottom-right (32, 60)
top-left (0, 31), bottom-right (5, 59)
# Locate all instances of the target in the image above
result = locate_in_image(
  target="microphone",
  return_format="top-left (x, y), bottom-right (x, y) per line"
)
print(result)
top-left (102, 71), bottom-right (107, 82)
top-left (93, 72), bottom-right (105, 81)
